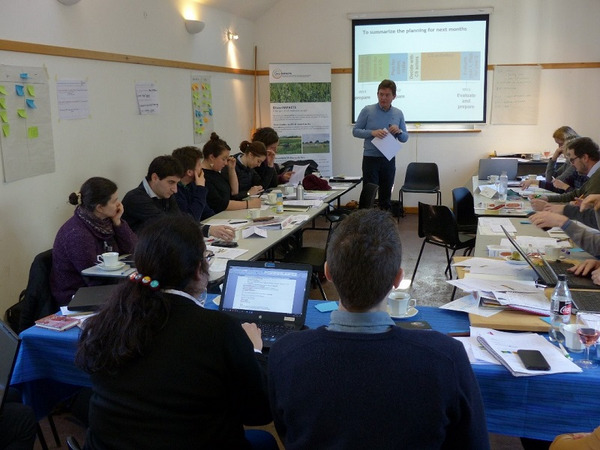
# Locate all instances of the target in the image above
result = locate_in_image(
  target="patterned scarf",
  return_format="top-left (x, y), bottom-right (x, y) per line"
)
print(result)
top-left (75, 206), bottom-right (114, 240)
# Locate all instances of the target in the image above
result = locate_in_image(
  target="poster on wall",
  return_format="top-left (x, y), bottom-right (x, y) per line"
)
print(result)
top-left (191, 74), bottom-right (214, 145)
top-left (0, 65), bottom-right (55, 182)
top-left (269, 63), bottom-right (332, 177)
top-left (491, 66), bottom-right (540, 125)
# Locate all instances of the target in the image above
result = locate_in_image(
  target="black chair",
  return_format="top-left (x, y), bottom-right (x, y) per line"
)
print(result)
top-left (452, 187), bottom-right (478, 234)
top-left (411, 202), bottom-right (476, 286)
top-left (66, 436), bottom-right (82, 450)
top-left (19, 249), bottom-right (57, 333)
top-left (398, 162), bottom-right (441, 219)
top-left (328, 183), bottom-right (379, 221)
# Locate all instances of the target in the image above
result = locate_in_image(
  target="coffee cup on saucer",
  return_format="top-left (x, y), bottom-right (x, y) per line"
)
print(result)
top-left (267, 192), bottom-right (278, 204)
top-left (388, 291), bottom-right (416, 317)
top-left (97, 252), bottom-right (119, 268)
top-left (561, 324), bottom-right (584, 353)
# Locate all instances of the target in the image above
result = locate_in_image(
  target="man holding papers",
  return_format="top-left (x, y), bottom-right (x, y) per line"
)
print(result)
top-left (353, 79), bottom-right (408, 210)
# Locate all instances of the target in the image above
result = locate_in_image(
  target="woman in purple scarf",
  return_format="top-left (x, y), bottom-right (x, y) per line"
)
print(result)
top-left (50, 177), bottom-right (137, 306)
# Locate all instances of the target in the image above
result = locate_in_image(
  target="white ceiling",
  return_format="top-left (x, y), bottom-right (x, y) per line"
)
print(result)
top-left (193, 0), bottom-right (281, 22)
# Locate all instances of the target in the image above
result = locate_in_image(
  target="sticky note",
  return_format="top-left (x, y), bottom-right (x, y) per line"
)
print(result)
top-left (2, 124), bottom-right (9, 137)
top-left (17, 109), bottom-right (27, 118)
top-left (20, 73), bottom-right (29, 79)
top-left (0, 85), bottom-right (7, 95)
top-left (0, 111), bottom-right (7, 123)
top-left (26, 99), bottom-right (36, 108)
top-left (314, 301), bottom-right (339, 312)
top-left (15, 85), bottom-right (25, 96)
top-left (27, 126), bottom-right (39, 138)
top-left (0, 98), bottom-right (6, 109)
top-left (27, 85), bottom-right (35, 97)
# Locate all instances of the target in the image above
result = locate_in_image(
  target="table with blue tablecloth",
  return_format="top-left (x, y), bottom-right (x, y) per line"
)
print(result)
top-left (11, 297), bottom-right (600, 441)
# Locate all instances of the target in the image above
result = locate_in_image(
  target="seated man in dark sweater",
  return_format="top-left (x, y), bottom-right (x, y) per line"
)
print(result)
top-left (122, 155), bottom-right (233, 240)
top-left (268, 209), bottom-right (489, 450)
top-left (171, 146), bottom-right (215, 221)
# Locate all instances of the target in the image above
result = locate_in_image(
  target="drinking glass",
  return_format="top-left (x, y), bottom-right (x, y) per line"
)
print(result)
top-left (575, 312), bottom-right (600, 369)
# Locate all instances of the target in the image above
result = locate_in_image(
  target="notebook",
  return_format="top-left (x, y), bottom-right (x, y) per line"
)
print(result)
top-left (501, 226), bottom-right (600, 292)
top-left (478, 158), bottom-right (519, 181)
top-left (67, 284), bottom-right (116, 312)
top-left (219, 260), bottom-right (311, 348)
top-left (0, 319), bottom-right (21, 416)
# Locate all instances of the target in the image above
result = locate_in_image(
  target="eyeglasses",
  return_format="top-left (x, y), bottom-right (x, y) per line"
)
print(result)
top-left (569, 156), bottom-right (580, 163)
top-left (204, 251), bottom-right (214, 263)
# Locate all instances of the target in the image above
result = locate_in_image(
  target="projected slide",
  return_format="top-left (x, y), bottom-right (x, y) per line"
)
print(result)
top-left (353, 15), bottom-right (489, 123)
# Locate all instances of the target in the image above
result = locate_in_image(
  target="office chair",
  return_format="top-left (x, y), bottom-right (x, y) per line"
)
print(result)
top-left (452, 187), bottom-right (478, 234)
top-left (328, 183), bottom-right (379, 222)
top-left (398, 162), bottom-right (441, 219)
top-left (411, 202), bottom-right (476, 287)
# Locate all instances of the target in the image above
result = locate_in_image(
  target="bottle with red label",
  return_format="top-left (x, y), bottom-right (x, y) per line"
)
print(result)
top-left (549, 274), bottom-right (572, 342)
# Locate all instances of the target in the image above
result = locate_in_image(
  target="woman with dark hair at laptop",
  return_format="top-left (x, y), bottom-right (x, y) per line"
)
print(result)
top-left (50, 177), bottom-right (137, 306)
top-left (76, 215), bottom-right (274, 450)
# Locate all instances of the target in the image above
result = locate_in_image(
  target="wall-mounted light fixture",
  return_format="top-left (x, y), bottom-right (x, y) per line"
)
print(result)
top-left (185, 19), bottom-right (205, 34)
top-left (226, 30), bottom-right (239, 41)
top-left (57, 0), bottom-right (81, 5)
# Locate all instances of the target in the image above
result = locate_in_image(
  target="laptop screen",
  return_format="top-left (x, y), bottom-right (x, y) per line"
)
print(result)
top-left (0, 320), bottom-right (21, 414)
top-left (220, 261), bottom-right (311, 321)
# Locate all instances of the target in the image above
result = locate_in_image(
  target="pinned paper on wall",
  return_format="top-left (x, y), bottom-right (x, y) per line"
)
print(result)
top-left (57, 79), bottom-right (90, 120)
top-left (191, 74), bottom-right (214, 145)
top-left (0, 64), bottom-right (55, 182)
top-left (27, 126), bottom-right (38, 138)
top-left (135, 81), bottom-right (160, 115)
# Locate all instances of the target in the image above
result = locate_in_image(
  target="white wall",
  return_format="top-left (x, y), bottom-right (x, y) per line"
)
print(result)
top-left (0, 0), bottom-right (258, 313)
top-left (1, 0), bottom-right (599, 314)
top-left (254, 0), bottom-right (600, 208)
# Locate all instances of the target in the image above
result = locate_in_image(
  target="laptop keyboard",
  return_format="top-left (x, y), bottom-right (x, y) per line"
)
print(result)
top-left (547, 261), bottom-right (600, 290)
top-left (572, 291), bottom-right (600, 312)
top-left (259, 323), bottom-right (296, 344)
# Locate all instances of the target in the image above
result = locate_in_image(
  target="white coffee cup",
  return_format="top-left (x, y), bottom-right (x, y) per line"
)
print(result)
top-left (97, 252), bottom-right (119, 267)
top-left (388, 291), bottom-right (416, 317)
top-left (249, 208), bottom-right (261, 219)
top-left (528, 174), bottom-right (537, 181)
top-left (488, 175), bottom-right (499, 184)
top-left (284, 186), bottom-right (295, 195)
top-left (561, 324), bottom-right (584, 353)
top-left (532, 153), bottom-right (541, 161)
top-left (544, 245), bottom-right (561, 261)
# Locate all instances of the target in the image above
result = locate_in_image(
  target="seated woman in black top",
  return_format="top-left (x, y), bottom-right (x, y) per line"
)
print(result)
top-left (76, 215), bottom-right (273, 449)
top-left (229, 140), bottom-right (267, 200)
top-left (201, 132), bottom-right (261, 213)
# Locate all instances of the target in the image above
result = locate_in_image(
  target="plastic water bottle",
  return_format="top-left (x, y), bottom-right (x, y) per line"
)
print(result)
top-left (276, 191), bottom-right (284, 214)
top-left (549, 274), bottom-right (572, 342)
top-left (498, 171), bottom-right (508, 201)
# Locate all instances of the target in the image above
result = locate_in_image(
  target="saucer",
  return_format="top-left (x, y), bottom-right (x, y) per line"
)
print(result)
top-left (97, 261), bottom-right (126, 271)
top-left (389, 307), bottom-right (418, 319)
top-left (504, 256), bottom-right (528, 265)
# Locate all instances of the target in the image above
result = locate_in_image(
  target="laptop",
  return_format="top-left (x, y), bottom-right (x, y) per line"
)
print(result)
top-left (68, 284), bottom-right (116, 312)
top-left (478, 158), bottom-right (519, 181)
top-left (0, 319), bottom-right (21, 417)
top-left (219, 260), bottom-right (311, 348)
top-left (501, 226), bottom-right (600, 292)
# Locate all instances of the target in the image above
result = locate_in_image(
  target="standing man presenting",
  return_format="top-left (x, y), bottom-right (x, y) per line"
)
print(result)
top-left (353, 79), bottom-right (408, 210)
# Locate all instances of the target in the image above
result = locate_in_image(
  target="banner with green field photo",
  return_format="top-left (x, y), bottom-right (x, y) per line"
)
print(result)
top-left (269, 63), bottom-right (332, 177)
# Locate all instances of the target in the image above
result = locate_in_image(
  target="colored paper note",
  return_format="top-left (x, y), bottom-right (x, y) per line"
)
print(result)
top-left (0, 98), bottom-right (6, 109)
top-left (17, 109), bottom-right (27, 118)
top-left (27, 85), bottom-right (35, 97)
top-left (20, 73), bottom-right (29, 79)
top-left (2, 124), bottom-right (9, 137)
top-left (27, 126), bottom-right (39, 138)
top-left (26, 99), bottom-right (36, 108)
top-left (0, 85), bottom-right (7, 95)
top-left (15, 85), bottom-right (25, 96)
top-left (0, 111), bottom-right (7, 123)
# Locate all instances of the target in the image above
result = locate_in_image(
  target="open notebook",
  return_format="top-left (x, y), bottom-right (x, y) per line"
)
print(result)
top-left (219, 260), bottom-right (311, 348)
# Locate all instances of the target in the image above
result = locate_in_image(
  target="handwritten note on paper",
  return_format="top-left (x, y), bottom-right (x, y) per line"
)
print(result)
top-left (135, 81), bottom-right (160, 115)
top-left (491, 66), bottom-right (541, 125)
top-left (57, 80), bottom-right (90, 120)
